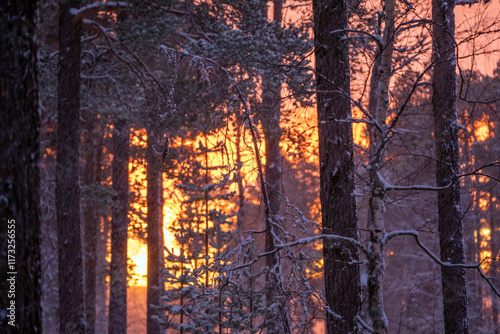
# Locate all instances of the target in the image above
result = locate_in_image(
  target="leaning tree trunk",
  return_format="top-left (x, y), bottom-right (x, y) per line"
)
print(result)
top-left (0, 0), bottom-right (42, 332)
top-left (312, 0), bottom-right (361, 332)
top-left (147, 122), bottom-right (163, 334)
top-left (432, 0), bottom-right (469, 332)
top-left (56, 0), bottom-right (86, 333)
top-left (109, 118), bottom-right (130, 334)
top-left (261, 1), bottom-right (291, 333)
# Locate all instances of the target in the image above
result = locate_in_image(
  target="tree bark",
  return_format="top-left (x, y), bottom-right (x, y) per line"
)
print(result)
top-left (312, 0), bottom-right (361, 332)
top-left (56, 0), bottom-right (86, 332)
top-left (147, 124), bottom-right (163, 334)
top-left (367, 0), bottom-right (395, 332)
top-left (0, 0), bottom-right (42, 331)
top-left (83, 112), bottom-right (99, 334)
top-left (261, 1), bottom-right (290, 333)
top-left (489, 201), bottom-right (499, 333)
top-left (432, 0), bottom-right (469, 332)
top-left (109, 119), bottom-right (130, 334)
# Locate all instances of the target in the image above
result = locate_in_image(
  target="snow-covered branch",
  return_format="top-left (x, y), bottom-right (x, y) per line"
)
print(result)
top-left (275, 234), bottom-right (369, 256)
top-left (330, 29), bottom-right (381, 45)
top-left (384, 230), bottom-right (500, 297)
top-left (71, 2), bottom-right (133, 23)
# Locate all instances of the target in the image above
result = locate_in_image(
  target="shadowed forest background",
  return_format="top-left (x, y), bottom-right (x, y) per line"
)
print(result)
top-left (1, 0), bottom-right (500, 333)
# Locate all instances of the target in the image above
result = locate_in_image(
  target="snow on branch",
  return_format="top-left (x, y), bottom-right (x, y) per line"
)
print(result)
top-left (384, 230), bottom-right (500, 297)
top-left (330, 28), bottom-right (380, 44)
top-left (275, 234), bottom-right (369, 256)
top-left (71, 1), bottom-right (186, 24)
top-left (71, 2), bottom-right (133, 23)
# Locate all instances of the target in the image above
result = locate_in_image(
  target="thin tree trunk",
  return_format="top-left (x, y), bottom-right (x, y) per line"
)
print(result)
top-left (0, 0), bottom-right (42, 331)
top-left (235, 118), bottom-right (246, 245)
top-left (489, 199), bottom-right (499, 333)
top-left (109, 119), bottom-right (129, 334)
top-left (432, 0), bottom-right (469, 331)
top-left (56, 0), bottom-right (86, 332)
top-left (83, 112), bottom-right (99, 334)
top-left (97, 216), bottom-right (111, 332)
top-left (462, 124), bottom-right (482, 331)
top-left (312, 0), bottom-right (361, 332)
top-left (367, 0), bottom-right (395, 332)
top-left (147, 124), bottom-right (163, 334)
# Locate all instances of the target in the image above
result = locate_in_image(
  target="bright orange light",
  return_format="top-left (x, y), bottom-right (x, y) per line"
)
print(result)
top-left (479, 192), bottom-right (489, 211)
top-left (474, 115), bottom-right (490, 142)
top-left (480, 250), bottom-right (492, 272)
top-left (352, 107), bottom-right (369, 149)
top-left (128, 239), bottom-right (148, 286)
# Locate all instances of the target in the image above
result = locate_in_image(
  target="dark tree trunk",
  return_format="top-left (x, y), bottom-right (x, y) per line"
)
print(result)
top-left (261, 1), bottom-right (290, 333)
top-left (432, 0), bottom-right (469, 332)
top-left (82, 113), bottom-right (99, 334)
top-left (56, 0), bottom-right (86, 333)
top-left (490, 201), bottom-right (499, 333)
top-left (0, 0), bottom-right (42, 332)
top-left (147, 124), bottom-right (163, 334)
top-left (312, 0), bottom-right (361, 332)
top-left (109, 119), bottom-right (130, 334)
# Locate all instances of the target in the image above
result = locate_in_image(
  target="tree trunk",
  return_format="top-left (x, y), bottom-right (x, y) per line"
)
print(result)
top-left (312, 0), bottom-right (361, 332)
top-left (0, 0), bottom-right (42, 332)
top-left (56, 0), bottom-right (86, 332)
top-left (82, 112), bottom-right (100, 334)
top-left (432, 0), bottom-right (469, 332)
top-left (367, 0), bottom-right (395, 332)
top-left (490, 206), bottom-right (499, 333)
top-left (261, 1), bottom-right (290, 333)
top-left (109, 119), bottom-right (130, 334)
top-left (147, 124), bottom-right (163, 334)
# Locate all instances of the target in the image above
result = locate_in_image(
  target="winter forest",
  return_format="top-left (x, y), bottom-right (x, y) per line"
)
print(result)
top-left (1, 0), bottom-right (500, 333)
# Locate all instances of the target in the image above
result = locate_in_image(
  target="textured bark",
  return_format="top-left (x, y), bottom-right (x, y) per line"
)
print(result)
top-left (109, 119), bottom-right (129, 334)
top-left (490, 203), bottom-right (499, 333)
top-left (0, 0), bottom-right (42, 331)
top-left (261, 1), bottom-right (290, 333)
top-left (432, 0), bottom-right (469, 332)
top-left (367, 0), bottom-right (395, 332)
top-left (56, 0), bottom-right (86, 333)
top-left (312, 0), bottom-right (361, 332)
top-left (83, 113), bottom-right (99, 334)
top-left (147, 125), bottom-right (163, 334)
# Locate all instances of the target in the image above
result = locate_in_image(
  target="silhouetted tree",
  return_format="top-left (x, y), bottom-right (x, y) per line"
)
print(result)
top-left (56, 0), bottom-right (86, 332)
top-left (313, 0), bottom-right (361, 331)
top-left (109, 118), bottom-right (130, 334)
top-left (0, 0), bottom-right (42, 332)
top-left (432, 0), bottom-right (469, 331)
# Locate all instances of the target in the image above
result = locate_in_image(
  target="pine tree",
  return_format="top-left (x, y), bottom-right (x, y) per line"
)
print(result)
top-left (432, 0), bottom-right (469, 332)
top-left (0, 0), bottom-right (42, 331)
top-left (312, 0), bottom-right (361, 331)
top-left (56, 0), bottom-right (86, 332)
top-left (109, 118), bottom-right (130, 334)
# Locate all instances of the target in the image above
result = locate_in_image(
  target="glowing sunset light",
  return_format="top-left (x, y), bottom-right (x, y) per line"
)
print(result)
top-left (128, 206), bottom-right (179, 287)
top-left (352, 106), bottom-right (369, 149)
top-left (129, 239), bottom-right (148, 286)
top-left (127, 128), bottom-right (182, 286)
top-left (480, 250), bottom-right (492, 272)
top-left (474, 115), bottom-right (490, 142)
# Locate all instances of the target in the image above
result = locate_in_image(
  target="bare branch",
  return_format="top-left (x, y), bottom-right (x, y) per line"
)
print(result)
top-left (384, 230), bottom-right (500, 297)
